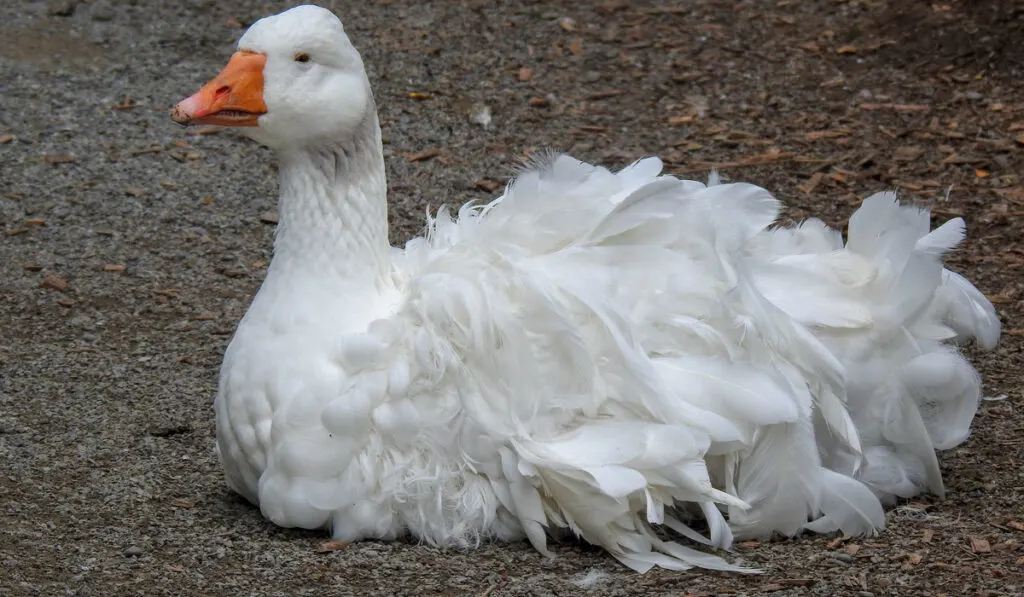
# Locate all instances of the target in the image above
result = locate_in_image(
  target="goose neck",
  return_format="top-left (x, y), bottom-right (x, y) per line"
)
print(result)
top-left (270, 113), bottom-right (391, 289)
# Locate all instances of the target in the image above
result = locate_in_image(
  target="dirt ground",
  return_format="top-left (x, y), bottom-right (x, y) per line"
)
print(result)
top-left (1, 0), bottom-right (1022, 595)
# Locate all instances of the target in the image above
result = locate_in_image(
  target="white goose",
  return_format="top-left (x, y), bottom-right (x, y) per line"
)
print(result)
top-left (171, 5), bottom-right (1000, 572)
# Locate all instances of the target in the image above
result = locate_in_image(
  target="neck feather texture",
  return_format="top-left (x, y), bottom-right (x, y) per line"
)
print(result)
top-left (269, 108), bottom-right (391, 290)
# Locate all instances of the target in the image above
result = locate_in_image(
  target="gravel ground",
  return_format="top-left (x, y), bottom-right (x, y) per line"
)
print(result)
top-left (2, 1), bottom-right (1022, 596)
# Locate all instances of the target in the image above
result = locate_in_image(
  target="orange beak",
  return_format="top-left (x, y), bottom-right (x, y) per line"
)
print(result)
top-left (171, 51), bottom-right (268, 127)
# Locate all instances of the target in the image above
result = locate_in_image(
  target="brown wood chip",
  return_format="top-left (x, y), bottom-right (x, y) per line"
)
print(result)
top-left (474, 179), bottom-right (501, 193)
top-left (40, 275), bottom-right (69, 292)
top-left (403, 148), bottom-right (441, 162)
top-left (170, 498), bottom-right (195, 509)
top-left (971, 537), bottom-right (992, 553)
top-left (315, 540), bottom-right (348, 553)
top-left (668, 115), bottom-right (695, 125)
top-left (586, 90), bottom-right (625, 100)
top-left (103, 264), bottom-right (126, 272)
top-left (44, 154), bottom-right (79, 164)
top-left (859, 103), bottom-right (931, 112)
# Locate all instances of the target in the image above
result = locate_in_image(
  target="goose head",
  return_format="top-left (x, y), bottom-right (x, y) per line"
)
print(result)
top-left (172, 5), bottom-right (372, 151)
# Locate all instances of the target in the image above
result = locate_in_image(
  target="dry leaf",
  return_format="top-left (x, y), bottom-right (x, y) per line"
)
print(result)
top-left (403, 148), bottom-right (442, 162)
top-left (557, 17), bottom-right (576, 32)
top-left (103, 264), bottom-right (126, 272)
top-left (737, 540), bottom-right (760, 549)
top-left (41, 275), bottom-right (69, 292)
top-left (57, 297), bottom-right (76, 307)
top-left (25, 218), bottom-right (46, 227)
top-left (569, 38), bottom-right (583, 56)
top-left (668, 115), bottom-right (695, 125)
top-left (316, 540), bottom-right (348, 553)
top-left (1007, 521), bottom-right (1024, 531)
top-left (518, 67), bottom-right (533, 82)
top-left (836, 45), bottom-right (857, 54)
top-left (125, 187), bottom-right (146, 197)
top-left (528, 97), bottom-right (549, 107)
top-left (922, 529), bottom-right (934, 543)
top-left (170, 498), bottom-right (195, 509)
top-left (908, 553), bottom-right (923, 565)
top-left (0, 135), bottom-right (13, 144)
top-left (407, 92), bottom-right (432, 100)
top-left (23, 264), bottom-right (43, 271)
top-left (846, 544), bottom-right (861, 555)
top-left (971, 537), bottom-right (992, 553)
top-left (975, 169), bottom-right (990, 178)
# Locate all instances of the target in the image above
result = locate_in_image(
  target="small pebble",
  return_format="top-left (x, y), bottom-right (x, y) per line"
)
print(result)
top-left (90, 0), bottom-right (116, 21)
top-left (467, 103), bottom-right (491, 128)
top-left (47, 0), bottom-right (78, 16)
top-left (832, 553), bottom-right (855, 564)
top-left (123, 546), bottom-right (143, 557)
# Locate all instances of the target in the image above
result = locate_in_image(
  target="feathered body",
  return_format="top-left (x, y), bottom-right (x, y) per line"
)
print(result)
top-left (175, 5), bottom-right (1001, 574)
top-left (216, 154), bottom-right (998, 572)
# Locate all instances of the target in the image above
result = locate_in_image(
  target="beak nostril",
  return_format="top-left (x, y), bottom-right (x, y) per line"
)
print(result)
top-left (215, 85), bottom-right (231, 98)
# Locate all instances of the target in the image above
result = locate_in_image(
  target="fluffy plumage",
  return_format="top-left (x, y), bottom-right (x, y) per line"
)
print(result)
top-left (194, 5), bottom-right (1001, 574)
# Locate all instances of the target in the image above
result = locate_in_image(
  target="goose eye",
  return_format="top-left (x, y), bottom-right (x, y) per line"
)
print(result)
top-left (294, 53), bottom-right (311, 63)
